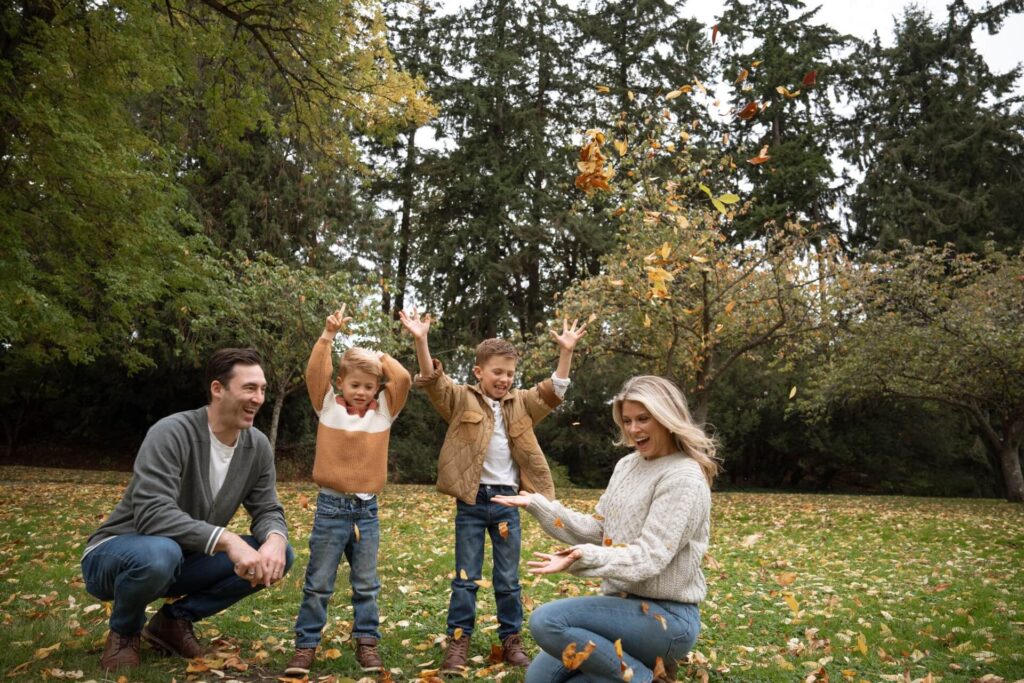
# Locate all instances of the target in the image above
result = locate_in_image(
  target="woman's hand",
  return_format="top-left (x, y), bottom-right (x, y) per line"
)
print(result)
top-left (526, 548), bottom-right (582, 575)
top-left (491, 492), bottom-right (533, 508)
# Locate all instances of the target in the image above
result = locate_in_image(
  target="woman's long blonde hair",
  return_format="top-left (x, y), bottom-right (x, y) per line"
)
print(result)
top-left (611, 375), bottom-right (721, 485)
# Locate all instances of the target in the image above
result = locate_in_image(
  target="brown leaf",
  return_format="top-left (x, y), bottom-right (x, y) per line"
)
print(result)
top-left (802, 70), bottom-right (817, 87)
top-left (561, 641), bottom-right (597, 670)
top-left (736, 101), bottom-right (760, 120)
top-left (711, 24), bottom-right (719, 44)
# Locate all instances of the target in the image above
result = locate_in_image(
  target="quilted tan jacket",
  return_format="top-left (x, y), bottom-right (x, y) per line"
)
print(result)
top-left (415, 358), bottom-right (560, 504)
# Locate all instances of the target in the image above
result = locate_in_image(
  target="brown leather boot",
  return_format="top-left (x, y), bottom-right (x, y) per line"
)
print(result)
top-left (354, 637), bottom-right (383, 672)
top-left (440, 632), bottom-right (471, 675)
top-left (142, 606), bottom-right (206, 659)
top-left (284, 647), bottom-right (316, 676)
top-left (501, 633), bottom-right (531, 667)
top-left (100, 630), bottom-right (141, 670)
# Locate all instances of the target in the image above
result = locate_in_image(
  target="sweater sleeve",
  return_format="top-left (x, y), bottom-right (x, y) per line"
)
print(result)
top-left (570, 472), bottom-right (710, 583)
top-left (381, 353), bottom-right (412, 417)
top-left (527, 493), bottom-right (604, 545)
top-left (129, 420), bottom-right (222, 554)
top-left (243, 438), bottom-right (288, 543)
top-left (306, 338), bottom-right (334, 414)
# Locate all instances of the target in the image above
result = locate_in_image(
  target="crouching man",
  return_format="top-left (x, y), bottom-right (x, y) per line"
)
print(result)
top-left (81, 348), bottom-right (294, 670)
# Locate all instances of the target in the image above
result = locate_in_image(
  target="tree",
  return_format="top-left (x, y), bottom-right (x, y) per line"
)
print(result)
top-left (549, 131), bottom-right (837, 425)
top-left (809, 243), bottom-right (1024, 502)
top-left (842, 2), bottom-right (1024, 252)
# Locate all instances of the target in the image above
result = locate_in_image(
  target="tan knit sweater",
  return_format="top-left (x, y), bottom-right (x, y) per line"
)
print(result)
top-left (306, 338), bottom-right (411, 493)
top-left (526, 452), bottom-right (711, 604)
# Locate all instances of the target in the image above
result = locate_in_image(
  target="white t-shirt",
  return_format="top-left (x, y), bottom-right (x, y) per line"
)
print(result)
top-left (209, 427), bottom-right (236, 500)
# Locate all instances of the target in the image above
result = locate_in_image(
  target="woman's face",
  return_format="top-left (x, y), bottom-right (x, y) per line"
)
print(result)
top-left (620, 400), bottom-right (675, 458)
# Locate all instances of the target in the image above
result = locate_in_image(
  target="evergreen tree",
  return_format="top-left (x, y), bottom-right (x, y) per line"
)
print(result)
top-left (843, 1), bottom-right (1024, 252)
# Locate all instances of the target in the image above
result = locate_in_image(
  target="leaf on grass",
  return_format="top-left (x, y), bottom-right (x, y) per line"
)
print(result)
top-left (724, 301), bottom-right (736, 315)
top-left (561, 641), bottom-right (597, 670)
top-left (776, 571), bottom-right (797, 586)
top-left (856, 632), bottom-right (868, 656)
top-left (325, 648), bottom-right (343, 659)
top-left (298, 493), bottom-right (309, 510)
top-left (783, 593), bottom-right (800, 614)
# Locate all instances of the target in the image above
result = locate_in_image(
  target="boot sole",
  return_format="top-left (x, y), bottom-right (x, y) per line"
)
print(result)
top-left (141, 629), bottom-right (202, 659)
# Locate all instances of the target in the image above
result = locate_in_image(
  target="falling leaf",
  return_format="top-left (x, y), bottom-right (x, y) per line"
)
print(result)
top-left (722, 132), bottom-right (730, 145)
top-left (354, 523), bottom-right (361, 542)
top-left (474, 578), bottom-right (493, 588)
top-left (751, 59), bottom-right (763, 67)
top-left (298, 493), bottom-right (309, 510)
top-left (627, 90), bottom-right (635, 101)
top-left (653, 613), bottom-right (668, 630)
top-left (453, 627), bottom-right (464, 641)
top-left (711, 24), bottom-right (719, 44)
top-left (776, 85), bottom-right (801, 98)
top-left (748, 145), bottom-right (771, 165)
top-left (735, 68), bottom-right (749, 84)
top-left (718, 193), bottom-right (740, 204)
top-left (459, 569), bottom-right (468, 580)
top-left (561, 641), bottom-right (597, 669)
top-left (665, 89), bottom-right (684, 101)
top-left (614, 639), bottom-right (623, 659)
top-left (596, 85), bottom-right (610, 94)
top-left (498, 521), bottom-right (509, 539)
top-left (641, 602), bottom-right (650, 614)
top-left (554, 518), bottom-right (565, 528)
top-left (789, 386), bottom-right (797, 399)
top-left (736, 101), bottom-right (760, 120)
top-left (802, 70), bottom-right (817, 87)
top-left (613, 138), bottom-right (628, 157)
top-left (693, 78), bottom-right (708, 94)
top-left (588, 313), bottom-right (598, 323)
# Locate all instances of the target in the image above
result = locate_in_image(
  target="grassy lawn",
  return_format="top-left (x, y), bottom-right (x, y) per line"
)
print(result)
top-left (0, 466), bottom-right (1022, 682)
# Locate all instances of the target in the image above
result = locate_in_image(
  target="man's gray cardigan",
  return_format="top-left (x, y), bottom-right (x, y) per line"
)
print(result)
top-left (85, 407), bottom-right (288, 556)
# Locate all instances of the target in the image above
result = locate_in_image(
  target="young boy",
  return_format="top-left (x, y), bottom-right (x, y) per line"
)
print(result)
top-left (285, 306), bottom-right (411, 677)
top-left (399, 310), bottom-right (586, 674)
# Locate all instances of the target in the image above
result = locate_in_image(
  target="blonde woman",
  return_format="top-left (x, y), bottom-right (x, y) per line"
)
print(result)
top-left (494, 375), bottom-right (718, 683)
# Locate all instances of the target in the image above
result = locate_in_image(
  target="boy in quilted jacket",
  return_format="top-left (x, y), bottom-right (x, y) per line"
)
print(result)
top-left (399, 309), bottom-right (585, 674)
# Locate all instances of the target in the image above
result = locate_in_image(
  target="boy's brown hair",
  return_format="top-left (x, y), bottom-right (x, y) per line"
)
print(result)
top-left (475, 338), bottom-right (519, 366)
top-left (337, 347), bottom-right (387, 385)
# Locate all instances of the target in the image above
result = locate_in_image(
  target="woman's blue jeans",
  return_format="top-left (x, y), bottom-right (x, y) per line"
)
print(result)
top-left (81, 533), bottom-right (295, 636)
top-left (526, 595), bottom-right (700, 683)
top-left (294, 492), bottom-right (382, 648)
top-left (447, 484), bottom-right (523, 639)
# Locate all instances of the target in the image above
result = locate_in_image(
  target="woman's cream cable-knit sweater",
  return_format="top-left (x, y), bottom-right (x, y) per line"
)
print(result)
top-left (526, 452), bottom-right (711, 604)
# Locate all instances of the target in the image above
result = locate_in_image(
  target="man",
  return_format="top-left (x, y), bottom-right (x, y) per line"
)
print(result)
top-left (81, 348), bottom-right (293, 670)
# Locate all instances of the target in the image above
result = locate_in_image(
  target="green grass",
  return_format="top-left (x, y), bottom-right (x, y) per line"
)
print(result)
top-left (1, 467), bottom-right (1022, 682)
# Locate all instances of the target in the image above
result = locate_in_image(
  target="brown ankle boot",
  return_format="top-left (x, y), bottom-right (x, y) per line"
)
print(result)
top-left (100, 630), bottom-right (141, 670)
top-left (440, 632), bottom-right (471, 675)
top-left (284, 647), bottom-right (316, 675)
top-left (501, 633), bottom-right (531, 667)
top-left (354, 637), bottom-right (383, 672)
top-left (142, 606), bottom-right (206, 659)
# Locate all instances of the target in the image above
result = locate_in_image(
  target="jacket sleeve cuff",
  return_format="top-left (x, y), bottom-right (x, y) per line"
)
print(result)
top-left (536, 379), bottom-right (562, 409)
top-left (206, 527), bottom-right (226, 556)
top-left (413, 358), bottom-right (445, 387)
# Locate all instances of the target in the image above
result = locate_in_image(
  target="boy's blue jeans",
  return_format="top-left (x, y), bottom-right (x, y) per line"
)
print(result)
top-left (526, 595), bottom-right (700, 683)
top-left (294, 492), bottom-right (382, 648)
top-left (447, 484), bottom-right (523, 639)
top-left (81, 533), bottom-right (295, 636)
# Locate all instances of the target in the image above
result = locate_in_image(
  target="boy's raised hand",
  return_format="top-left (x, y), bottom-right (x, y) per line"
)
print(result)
top-left (551, 317), bottom-right (588, 351)
top-left (324, 305), bottom-right (353, 336)
top-left (398, 308), bottom-right (432, 340)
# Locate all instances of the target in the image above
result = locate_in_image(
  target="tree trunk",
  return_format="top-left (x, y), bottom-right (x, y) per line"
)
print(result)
top-left (267, 390), bottom-right (286, 452)
top-left (998, 441), bottom-right (1024, 503)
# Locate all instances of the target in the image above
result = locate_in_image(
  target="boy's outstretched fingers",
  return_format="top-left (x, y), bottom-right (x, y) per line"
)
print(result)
top-left (399, 308), bottom-right (432, 338)
top-left (551, 316), bottom-right (588, 349)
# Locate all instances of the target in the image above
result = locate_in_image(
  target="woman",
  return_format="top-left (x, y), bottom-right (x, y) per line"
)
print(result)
top-left (494, 375), bottom-right (719, 683)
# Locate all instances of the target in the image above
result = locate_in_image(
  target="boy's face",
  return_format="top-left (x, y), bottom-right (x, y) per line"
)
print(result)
top-left (473, 355), bottom-right (517, 400)
top-left (338, 369), bottom-right (381, 408)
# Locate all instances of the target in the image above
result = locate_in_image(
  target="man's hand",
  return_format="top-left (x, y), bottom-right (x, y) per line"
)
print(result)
top-left (398, 308), bottom-right (432, 340)
top-left (322, 305), bottom-right (352, 338)
top-left (526, 548), bottom-right (582, 575)
top-left (551, 317), bottom-right (587, 351)
top-left (220, 531), bottom-right (265, 587)
top-left (257, 533), bottom-right (288, 587)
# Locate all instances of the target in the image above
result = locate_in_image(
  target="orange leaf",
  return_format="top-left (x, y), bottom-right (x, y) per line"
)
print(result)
top-left (554, 518), bottom-right (565, 528)
top-left (751, 59), bottom-right (763, 68)
top-left (489, 644), bottom-right (504, 664)
top-left (747, 145), bottom-right (771, 165)
top-left (614, 639), bottom-right (624, 659)
top-left (653, 657), bottom-right (667, 680)
top-left (561, 641), bottom-right (597, 670)
top-left (775, 85), bottom-right (801, 98)
top-left (711, 24), bottom-right (719, 44)
top-left (736, 101), bottom-right (759, 120)
top-left (776, 571), bottom-right (797, 586)
top-left (298, 493), bottom-right (309, 510)
top-left (734, 68), bottom-right (749, 84)
top-left (653, 613), bottom-right (668, 630)
top-left (453, 627), bottom-right (464, 641)
top-left (498, 521), bottom-right (509, 539)
top-left (802, 70), bottom-right (817, 87)
top-left (603, 538), bottom-right (613, 546)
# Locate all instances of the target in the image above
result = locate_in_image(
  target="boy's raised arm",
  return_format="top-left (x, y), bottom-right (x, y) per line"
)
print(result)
top-left (306, 305), bottom-right (352, 410)
top-left (398, 309), bottom-right (435, 378)
top-left (551, 317), bottom-right (587, 380)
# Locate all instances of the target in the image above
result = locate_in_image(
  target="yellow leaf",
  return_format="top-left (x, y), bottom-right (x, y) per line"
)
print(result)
top-left (775, 85), bottom-right (801, 98)
top-left (627, 90), bottom-right (635, 101)
top-left (614, 639), bottom-right (624, 659)
top-left (724, 300), bottom-right (736, 315)
top-left (693, 78), bottom-right (707, 94)
top-left (776, 572), bottom-right (797, 586)
top-left (856, 633), bottom-right (868, 656)
top-left (735, 68), bottom-right (749, 84)
top-left (325, 648), bottom-right (343, 659)
top-left (474, 578), bottom-right (493, 588)
top-left (718, 193), bottom-right (740, 204)
top-left (751, 59), bottom-right (763, 67)
top-left (789, 386), bottom-right (797, 399)
top-left (613, 138), bottom-right (628, 156)
top-left (354, 523), bottom-right (361, 542)
top-left (643, 314), bottom-right (652, 328)
top-left (596, 85), bottom-right (610, 94)
top-left (783, 593), bottom-right (799, 613)
top-left (653, 613), bottom-right (668, 630)
top-left (665, 89), bottom-right (684, 100)
top-left (459, 569), bottom-right (468, 580)
top-left (609, 279), bottom-right (624, 286)
top-left (453, 627), bottom-right (464, 641)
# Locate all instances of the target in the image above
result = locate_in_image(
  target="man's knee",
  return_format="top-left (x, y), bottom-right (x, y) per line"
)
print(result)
top-left (139, 537), bottom-right (184, 584)
top-left (283, 543), bottom-right (296, 573)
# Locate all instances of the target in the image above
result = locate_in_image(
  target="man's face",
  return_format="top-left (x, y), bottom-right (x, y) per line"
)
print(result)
top-left (473, 355), bottom-right (517, 400)
top-left (211, 363), bottom-right (267, 430)
top-left (339, 369), bottom-right (381, 408)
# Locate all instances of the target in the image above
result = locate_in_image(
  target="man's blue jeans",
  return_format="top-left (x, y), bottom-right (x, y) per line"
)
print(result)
top-left (526, 595), bottom-right (700, 683)
top-left (81, 533), bottom-right (295, 636)
top-left (447, 484), bottom-right (523, 639)
top-left (294, 492), bottom-right (382, 648)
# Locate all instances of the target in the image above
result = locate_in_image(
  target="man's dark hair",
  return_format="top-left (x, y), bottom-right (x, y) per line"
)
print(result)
top-left (205, 348), bottom-right (263, 400)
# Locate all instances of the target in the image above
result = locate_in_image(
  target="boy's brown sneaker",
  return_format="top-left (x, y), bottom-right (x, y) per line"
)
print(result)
top-left (142, 607), bottom-right (206, 659)
top-left (100, 630), bottom-right (141, 670)
top-left (354, 637), bottom-right (383, 672)
top-left (284, 647), bottom-right (316, 676)
top-left (501, 633), bottom-right (531, 667)
top-left (440, 633), bottom-right (471, 675)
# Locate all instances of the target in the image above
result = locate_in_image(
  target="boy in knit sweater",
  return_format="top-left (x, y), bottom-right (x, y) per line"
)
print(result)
top-left (285, 306), bottom-right (411, 677)
top-left (399, 309), bottom-right (586, 674)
